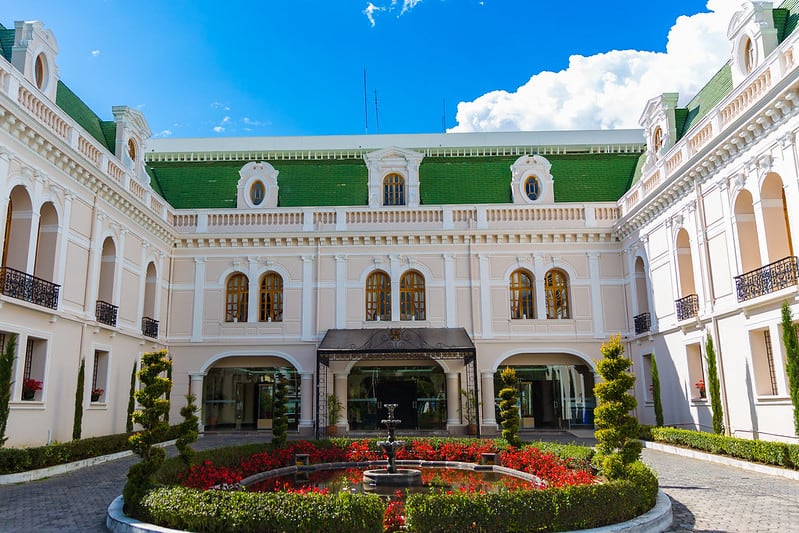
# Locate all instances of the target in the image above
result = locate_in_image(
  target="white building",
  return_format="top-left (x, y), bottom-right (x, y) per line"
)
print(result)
top-left (1, 1), bottom-right (798, 447)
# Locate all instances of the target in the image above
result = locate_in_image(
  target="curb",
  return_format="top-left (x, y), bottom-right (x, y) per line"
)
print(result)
top-left (0, 440), bottom-right (177, 486)
top-left (106, 490), bottom-right (673, 533)
top-left (642, 441), bottom-right (799, 481)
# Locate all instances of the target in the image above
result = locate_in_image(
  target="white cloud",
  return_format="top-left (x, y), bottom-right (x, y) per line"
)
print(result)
top-left (90, 50), bottom-right (100, 57)
top-left (213, 126), bottom-right (225, 133)
top-left (210, 101), bottom-right (231, 111)
top-left (450, 0), bottom-right (742, 132)
top-left (399, 0), bottom-right (423, 15)
top-left (363, 2), bottom-right (384, 27)
top-left (153, 129), bottom-right (173, 138)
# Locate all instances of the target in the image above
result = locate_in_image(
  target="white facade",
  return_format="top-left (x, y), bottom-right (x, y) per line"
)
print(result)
top-left (1, 2), bottom-right (799, 446)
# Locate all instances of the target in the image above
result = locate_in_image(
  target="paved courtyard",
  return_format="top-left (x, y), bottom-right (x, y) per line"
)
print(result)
top-left (1, 433), bottom-right (798, 532)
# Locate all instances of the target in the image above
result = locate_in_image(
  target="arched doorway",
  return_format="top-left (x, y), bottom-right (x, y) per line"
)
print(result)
top-left (495, 353), bottom-right (596, 429)
top-left (202, 356), bottom-right (299, 431)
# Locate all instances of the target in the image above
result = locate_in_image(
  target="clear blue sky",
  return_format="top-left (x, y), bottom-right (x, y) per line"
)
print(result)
top-left (5, 1), bottom-right (723, 138)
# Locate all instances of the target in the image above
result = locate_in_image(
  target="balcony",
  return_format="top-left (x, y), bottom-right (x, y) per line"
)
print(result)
top-left (0, 266), bottom-right (60, 310)
top-left (142, 316), bottom-right (159, 338)
top-left (675, 294), bottom-right (699, 321)
top-left (633, 312), bottom-right (651, 335)
top-left (734, 256), bottom-right (799, 303)
top-left (96, 300), bottom-right (118, 327)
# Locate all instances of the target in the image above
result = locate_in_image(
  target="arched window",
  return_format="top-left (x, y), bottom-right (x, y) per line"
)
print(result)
top-left (544, 269), bottom-right (570, 319)
top-left (400, 270), bottom-right (425, 321)
top-left (383, 173), bottom-right (405, 206)
top-left (259, 272), bottom-right (283, 322)
top-left (510, 269), bottom-right (534, 319)
top-left (226, 273), bottom-right (249, 322)
top-left (250, 180), bottom-right (266, 206)
top-left (652, 127), bottom-right (663, 156)
top-left (744, 37), bottom-right (755, 73)
top-left (366, 271), bottom-right (391, 321)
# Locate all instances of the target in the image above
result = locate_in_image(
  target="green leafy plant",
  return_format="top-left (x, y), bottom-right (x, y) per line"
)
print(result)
top-left (498, 367), bottom-right (521, 447)
top-left (782, 301), bottom-right (799, 436)
top-left (593, 334), bottom-right (641, 479)
top-left (126, 361), bottom-right (136, 433)
top-left (460, 388), bottom-right (480, 434)
top-left (271, 373), bottom-right (289, 448)
top-left (176, 394), bottom-right (199, 466)
top-left (650, 354), bottom-right (664, 427)
top-left (72, 359), bottom-right (85, 440)
top-left (326, 393), bottom-right (343, 436)
top-left (0, 334), bottom-right (17, 448)
top-left (705, 334), bottom-right (724, 434)
top-left (124, 350), bottom-right (172, 516)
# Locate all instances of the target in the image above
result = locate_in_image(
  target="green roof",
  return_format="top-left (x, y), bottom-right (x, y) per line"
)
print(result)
top-left (0, 24), bottom-right (13, 62)
top-left (678, 64), bottom-right (733, 139)
top-left (54, 81), bottom-right (115, 152)
top-left (147, 152), bottom-right (642, 210)
top-left (778, 0), bottom-right (799, 40)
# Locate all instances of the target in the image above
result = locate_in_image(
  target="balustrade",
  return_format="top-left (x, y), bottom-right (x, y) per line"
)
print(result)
top-left (675, 294), bottom-right (698, 321)
top-left (734, 256), bottom-right (799, 302)
top-left (96, 300), bottom-right (118, 327)
top-left (0, 266), bottom-right (60, 310)
top-left (142, 316), bottom-right (159, 338)
top-left (633, 312), bottom-right (651, 334)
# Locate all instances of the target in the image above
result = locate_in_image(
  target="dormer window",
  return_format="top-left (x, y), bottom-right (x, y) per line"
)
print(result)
top-left (383, 173), bottom-right (406, 206)
top-left (34, 54), bottom-right (47, 89)
top-left (524, 176), bottom-right (540, 201)
top-left (250, 181), bottom-right (266, 206)
top-left (743, 37), bottom-right (755, 73)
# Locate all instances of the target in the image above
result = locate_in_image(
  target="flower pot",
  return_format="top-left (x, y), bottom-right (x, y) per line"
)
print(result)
top-left (91, 393), bottom-right (101, 402)
top-left (22, 391), bottom-right (35, 401)
top-left (465, 423), bottom-right (478, 435)
top-left (327, 425), bottom-right (338, 437)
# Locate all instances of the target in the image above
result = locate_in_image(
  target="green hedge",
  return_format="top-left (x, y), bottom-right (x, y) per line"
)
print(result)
top-left (0, 425), bottom-right (182, 474)
top-left (142, 487), bottom-right (386, 533)
top-left (649, 427), bottom-right (799, 469)
top-left (405, 461), bottom-right (657, 532)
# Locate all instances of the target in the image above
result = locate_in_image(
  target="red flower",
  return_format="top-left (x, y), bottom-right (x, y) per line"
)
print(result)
top-left (23, 378), bottom-right (43, 393)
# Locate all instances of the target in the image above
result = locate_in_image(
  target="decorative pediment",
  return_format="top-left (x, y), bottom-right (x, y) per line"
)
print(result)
top-left (10, 21), bottom-right (59, 102)
top-left (639, 93), bottom-right (679, 173)
top-left (728, 2), bottom-right (778, 87)
top-left (364, 146), bottom-right (424, 208)
top-left (237, 162), bottom-right (279, 208)
top-left (112, 106), bottom-right (152, 181)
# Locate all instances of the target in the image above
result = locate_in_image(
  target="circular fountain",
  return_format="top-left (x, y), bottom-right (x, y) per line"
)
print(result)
top-left (363, 403), bottom-right (422, 487)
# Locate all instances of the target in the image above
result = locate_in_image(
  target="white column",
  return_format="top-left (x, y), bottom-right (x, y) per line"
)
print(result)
top-left (533, 254), bottom-right (546, 319)
top-left (301, 255), bottom-right (314, 340)
top-left (24, 210), bottom-right (40, 275)
top-left (780, 133), bottom-right (799, 253)
top-left (445, 372), bottom-right (460, 426)
top-left (154, 253), bottom-right (164, 322)
top-left (299, 372), bottom-right (315, 430)
top-left (481, 371), bottom-right (497, 427)
top-left (112, 227), bottom-right (126, 307)
top-left (390, 254), bottom-right (401, 321)
top-left (136, 242), bottom-right (150, 326)
top-left (191, 258), bottom-right (206, 342)
top-left (334, 372), bottom-right (348, 430)
top-left (189, 372), bottom-right (205, 432)
top-left (588, 252), bottom-right (604, 338)
top-left (54, 192), bottom-right (73, 293)
top-left (335, 255), bottom-right (346, 329)
top-left (443, 254), bottom-right (457, 328)
top-left (247, 257), bottom-right (259, 323)
top-left (85, 212), bottom-right (105, 316)
top-left (478, 253), bottom-right (492, 338)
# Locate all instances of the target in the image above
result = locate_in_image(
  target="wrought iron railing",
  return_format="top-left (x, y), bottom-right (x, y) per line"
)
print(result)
top-left (734, 256), bottom-right (799, 302)
top-left (675, 294), bottom-right (699, 321)
top-left (0, 266), bottom-right (60, 310)
top-left (142, 316), bottom-right (159, 338)
top-left (634, 312), bottom-right (651, 334)
top-left (96, 300), bottom-right (118, 327)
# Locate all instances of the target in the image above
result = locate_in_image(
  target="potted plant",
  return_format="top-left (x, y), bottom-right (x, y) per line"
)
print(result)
top-left (460, 388), bottom-right (480, 435)
top-left (22, 378), bottom-right (43, 401)
top-left (695, 379), bottom-right (706, 399)
top-left (91, 387), bottom-right (104, 402)
top-left (326, 393), bottom-right (343, 436)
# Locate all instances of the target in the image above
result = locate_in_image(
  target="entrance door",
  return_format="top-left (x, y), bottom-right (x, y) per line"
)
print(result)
top-left (375, 380), bottom-right (417, 429)
top-left (532, 380), bottom-right (558, 428)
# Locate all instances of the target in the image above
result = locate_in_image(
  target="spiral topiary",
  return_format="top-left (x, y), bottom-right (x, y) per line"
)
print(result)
top-left (498, 367), bottom-right (521, 447)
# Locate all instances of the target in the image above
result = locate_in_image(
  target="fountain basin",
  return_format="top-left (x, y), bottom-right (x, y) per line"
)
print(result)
top-left (363, 467), bottom-right (422, 486)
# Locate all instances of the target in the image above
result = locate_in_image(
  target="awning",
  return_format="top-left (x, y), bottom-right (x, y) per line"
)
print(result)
top-left (317, 327), bottom-right (475, 363)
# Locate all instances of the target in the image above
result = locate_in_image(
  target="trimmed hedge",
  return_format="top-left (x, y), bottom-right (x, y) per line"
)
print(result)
top-left (0, 425), bottom-right (182, 474)
top-left (404, 461), bottom-right (657, 532)
top-left (649, 427), bottom-right (799, 469)
top-left (142, 487), bottom-right (386, 533)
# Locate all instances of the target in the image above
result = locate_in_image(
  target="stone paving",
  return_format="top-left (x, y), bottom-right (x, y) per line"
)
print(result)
top-left (1, 432), bottom-right (798, 532)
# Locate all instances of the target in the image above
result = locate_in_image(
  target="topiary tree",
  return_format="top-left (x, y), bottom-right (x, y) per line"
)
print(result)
top-left (651, 354), bottom-right (664, 427)
top-left (705, 334), bottom-right (724, 435)
top-left (781, 301), bottom-right (799, 436)
top-left (126, 361), bottom-right (136, 433)
top-left (0, 334), bottom-right (17, 448)
top-left (593, 334), bottom-right (641, 480)
top-left (498, 367), bottom-right (521, 447)
top-left (176, 393), bottom-right (199, 466)
top-left (123, 350), bottom-right (172, 516)
top-left (271, 373), bottom-right (289, 448)
top-left (72, 358), bottom-right (85, 440)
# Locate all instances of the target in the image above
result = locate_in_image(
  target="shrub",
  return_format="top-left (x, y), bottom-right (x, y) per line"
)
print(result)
top-left (498, 367), bottom-right (521, 447)
top-left (72, 358), bottom-right (85, 441)
top-left (271, 373), bottom-right (289, 448)
top-left (593, 334), bottom-right (641, 479)
top-left (142, 487), bottom-right (386, 533)
top-left (176, 394), bottom-right (199, 466)
top-left (126, 361), bottom-right (136, 433)
top-left (782, 301), bottom-right (799, 436)
top-left (705, 335), bottom-right (724, 434)
top-left (650, 354), bottom-right (664, 427)
top-left (0, 334), bottom-right (17, 448)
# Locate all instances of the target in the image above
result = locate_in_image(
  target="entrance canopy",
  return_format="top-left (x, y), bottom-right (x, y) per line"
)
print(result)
top-left (317, 327), bottom-right (476, 363)
top-left (315, 327), bottom-right (478, 438)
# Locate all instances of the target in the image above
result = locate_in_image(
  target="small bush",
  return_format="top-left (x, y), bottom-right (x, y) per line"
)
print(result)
top-left (142, 486), bottom-right (386, 533)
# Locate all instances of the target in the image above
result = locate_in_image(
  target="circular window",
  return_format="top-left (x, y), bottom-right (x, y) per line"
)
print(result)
top-left (250, 181), bottom-right (266, 206)
top-left (524, 176), bottom-right (540, 201)
top-left (34, 53), bottom-right (47, 90)
top-left (743, 37), bottom-right (755, 74)
top-left (127, 139), bottom-right (137, 161)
